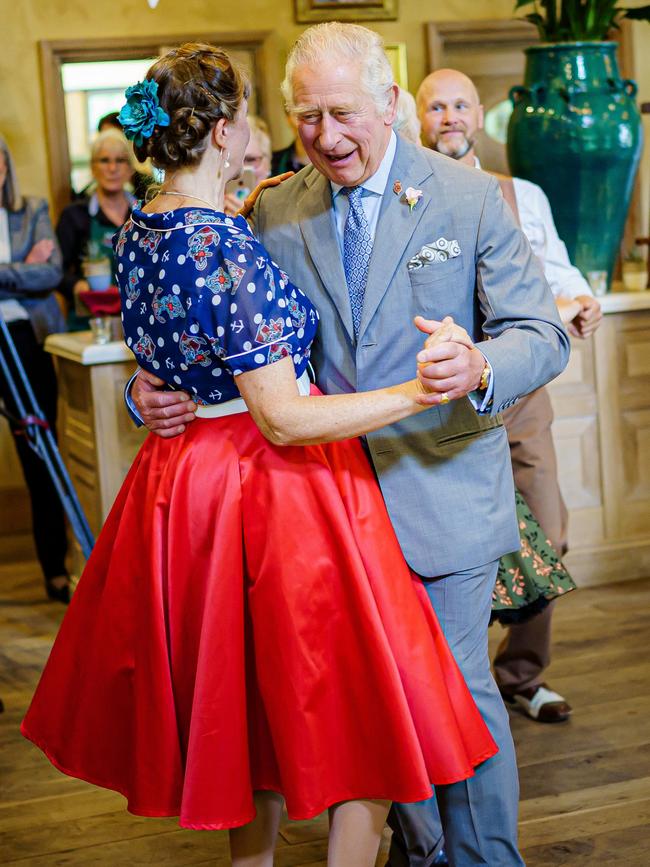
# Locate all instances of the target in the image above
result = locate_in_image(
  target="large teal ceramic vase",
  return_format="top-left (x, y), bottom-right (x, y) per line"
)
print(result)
top-left (507, 42), bottom-right (643, 285)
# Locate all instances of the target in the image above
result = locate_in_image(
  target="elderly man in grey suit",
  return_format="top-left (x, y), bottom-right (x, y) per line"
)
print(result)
top-left (130, 22), bottom-right (569, 866)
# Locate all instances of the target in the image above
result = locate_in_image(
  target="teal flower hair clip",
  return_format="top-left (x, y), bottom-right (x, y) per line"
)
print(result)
top-left (118, 79), bottom-right (170, 147)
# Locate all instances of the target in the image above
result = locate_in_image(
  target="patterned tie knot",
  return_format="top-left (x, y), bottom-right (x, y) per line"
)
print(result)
top-left (344, 185), bottom-right (363, 203)
top-left (343, 186), bottom-right (364, 216)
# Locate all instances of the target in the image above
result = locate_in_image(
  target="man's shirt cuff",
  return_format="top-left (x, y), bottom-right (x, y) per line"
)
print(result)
top-left (124, 371), bottom-right (144, 426)
top-left (467, 356), bottom-right (494, 414)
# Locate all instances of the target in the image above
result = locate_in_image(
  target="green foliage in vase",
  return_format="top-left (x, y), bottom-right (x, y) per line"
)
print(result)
top-left (514, 0), bottom-right (650, 41)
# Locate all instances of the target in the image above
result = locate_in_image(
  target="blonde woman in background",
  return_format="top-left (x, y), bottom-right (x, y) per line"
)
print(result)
top-left (393, 86), bottom-right (422, 145)
top-left (56, 129), bottom-right (136, 328)
top-left (224, 114), bottom-right (273, 215)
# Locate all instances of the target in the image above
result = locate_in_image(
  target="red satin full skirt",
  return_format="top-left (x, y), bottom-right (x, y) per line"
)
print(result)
top-left (22, 407), bottom-right (497, 830)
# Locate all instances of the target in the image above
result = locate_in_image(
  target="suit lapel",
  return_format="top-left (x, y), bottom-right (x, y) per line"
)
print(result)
top-left (358, 139), bottom-right (435, 341)
top-left (298, 170), bottom-right (355, 342)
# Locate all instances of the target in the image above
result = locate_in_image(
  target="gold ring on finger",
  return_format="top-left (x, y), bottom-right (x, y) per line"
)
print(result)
top-left (440, 392), bottom-right (450, 404)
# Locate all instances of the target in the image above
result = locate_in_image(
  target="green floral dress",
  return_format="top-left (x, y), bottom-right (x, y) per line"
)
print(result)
top-left (491, 490), bottom-right (576, 624)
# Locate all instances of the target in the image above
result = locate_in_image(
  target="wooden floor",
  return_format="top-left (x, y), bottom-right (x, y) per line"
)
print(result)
top-left (1, 537), bottom-right (650, 865)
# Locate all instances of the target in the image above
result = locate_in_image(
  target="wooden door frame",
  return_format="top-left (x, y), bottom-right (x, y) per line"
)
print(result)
top-left (426, 19), bottom-right (538, 72)
top-left (39, 32), bottom-right (272, 217)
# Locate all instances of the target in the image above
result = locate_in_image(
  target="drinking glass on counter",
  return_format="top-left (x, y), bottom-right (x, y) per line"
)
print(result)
top-left (89, 316), bottom-right (112, 345)
top-left (586, 270), bottom-right (608, 297)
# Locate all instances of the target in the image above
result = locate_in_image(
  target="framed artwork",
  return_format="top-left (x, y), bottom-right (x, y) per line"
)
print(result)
top-left (295, 0), bottom-right (398, 24)
top-left (385, 42), bottom-right (408, 91)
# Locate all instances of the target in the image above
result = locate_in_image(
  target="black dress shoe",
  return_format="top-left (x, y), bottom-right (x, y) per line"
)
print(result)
top-left (45, 578), bottom-right (71, 604)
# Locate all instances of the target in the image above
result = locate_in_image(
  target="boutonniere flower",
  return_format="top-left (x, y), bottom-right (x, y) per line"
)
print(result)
top-left (404, 187), bottom-right (423, 212)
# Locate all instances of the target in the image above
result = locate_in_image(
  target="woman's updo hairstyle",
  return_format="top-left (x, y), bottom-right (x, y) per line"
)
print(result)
top-left (135, 42), bottom-right (250, 170)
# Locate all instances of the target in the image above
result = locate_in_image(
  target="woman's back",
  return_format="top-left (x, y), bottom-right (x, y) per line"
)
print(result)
top-left (117, 206), bottom-right (318, 405)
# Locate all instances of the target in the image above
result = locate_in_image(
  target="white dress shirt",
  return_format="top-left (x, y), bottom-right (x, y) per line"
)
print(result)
top-left (474, 158), bottom-right (592, 299)
top-left (331, 133), bottom-right (492, 412)
top-left (330, 131), bottom-right (397, 254)
top-left (0, 207), bottom-right (29, 324)
top-left (512, 177), bottom-right (592, 299)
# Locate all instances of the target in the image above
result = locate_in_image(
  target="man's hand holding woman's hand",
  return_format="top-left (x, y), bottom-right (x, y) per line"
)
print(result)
top-left (414, 315), bottom-right (486, 406)
top-left (132, 369), bottom-right (197, 438)
top-left (133, 311), bottom-right (484, 435)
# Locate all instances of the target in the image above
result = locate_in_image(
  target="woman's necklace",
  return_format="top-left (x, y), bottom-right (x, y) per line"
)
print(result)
top-left (158, 189), bottom-right (222, 211)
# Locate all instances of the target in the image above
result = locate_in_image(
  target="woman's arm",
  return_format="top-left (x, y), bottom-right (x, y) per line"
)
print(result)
top-left (0, 200), bottom-right (63, 294)
top-left (127, 320), bottom-right (465, 441)
top-left (236, 356), bottom-right (430, 447)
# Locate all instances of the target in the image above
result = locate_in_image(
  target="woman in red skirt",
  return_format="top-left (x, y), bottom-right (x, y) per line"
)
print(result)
top-left (22, 44), bottom-right (497, 866)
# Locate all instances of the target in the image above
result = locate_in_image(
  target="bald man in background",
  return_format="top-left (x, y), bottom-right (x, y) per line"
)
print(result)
top-left (416, 68), bottom-right (602, 723)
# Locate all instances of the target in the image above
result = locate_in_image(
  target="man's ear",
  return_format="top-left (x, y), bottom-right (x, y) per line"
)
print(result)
top-left (384, 83), bottom-right (400, 126)
top-left (478, 104), bottom-right (485, 133)
top-left (211, 117), bottom-right (228, 148)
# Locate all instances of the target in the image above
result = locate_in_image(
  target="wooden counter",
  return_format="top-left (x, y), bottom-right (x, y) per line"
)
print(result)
top-left (548, 290), bottom-right (650, 585)
top-left (45, 332), bottom-right (147, 574)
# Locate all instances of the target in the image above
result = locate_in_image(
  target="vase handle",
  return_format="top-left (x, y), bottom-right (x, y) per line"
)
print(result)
top-left (509, 85), bottom-right (529, 106)
top-left (622, 78), bottom-right (638, 97)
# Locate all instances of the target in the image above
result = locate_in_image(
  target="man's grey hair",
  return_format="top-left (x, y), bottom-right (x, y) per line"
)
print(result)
top-left (281, 22), bottom-right (395, 115)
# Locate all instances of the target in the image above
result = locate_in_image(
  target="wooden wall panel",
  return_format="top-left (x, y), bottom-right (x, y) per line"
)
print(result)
top-left (550, 307), bottom-right (650, 584)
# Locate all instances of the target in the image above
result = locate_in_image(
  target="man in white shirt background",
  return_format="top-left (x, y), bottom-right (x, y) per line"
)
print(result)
top-left (416, 68), bottom-right (603, 725)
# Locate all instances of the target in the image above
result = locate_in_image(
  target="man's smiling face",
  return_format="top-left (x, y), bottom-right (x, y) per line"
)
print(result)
top-left (417, 69), bottom-right (483, 160)
top-left (291, 59), bottom-right (396, 187)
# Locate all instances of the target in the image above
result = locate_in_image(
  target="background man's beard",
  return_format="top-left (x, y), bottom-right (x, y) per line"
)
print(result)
top-left (434, 134), bottom-right (474, 160)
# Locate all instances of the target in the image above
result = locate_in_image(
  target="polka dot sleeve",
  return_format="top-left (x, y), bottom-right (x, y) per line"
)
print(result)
top-left (201, 231), bottom-right (302, 376)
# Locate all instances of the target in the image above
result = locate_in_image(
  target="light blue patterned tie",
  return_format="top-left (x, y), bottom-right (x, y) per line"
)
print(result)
top-left (342, 186), bottom-right (372, 338)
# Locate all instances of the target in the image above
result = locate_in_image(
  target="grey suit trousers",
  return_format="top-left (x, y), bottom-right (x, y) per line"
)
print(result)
top-left (388, 562), bottom-right (524, 867)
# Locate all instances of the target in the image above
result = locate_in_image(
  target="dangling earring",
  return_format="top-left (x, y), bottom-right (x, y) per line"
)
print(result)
top-left (217, 146), bottom-right (230, 178)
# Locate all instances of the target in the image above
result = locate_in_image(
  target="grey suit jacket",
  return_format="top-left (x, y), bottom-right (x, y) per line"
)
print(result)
top-left (253, 136), bottom-right (569, 576)
top-left (0, 196), bottom-right (64, 343)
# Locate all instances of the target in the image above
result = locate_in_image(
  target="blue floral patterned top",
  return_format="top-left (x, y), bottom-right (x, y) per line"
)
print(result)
top-left (114, 207), bottom-right (319, 405)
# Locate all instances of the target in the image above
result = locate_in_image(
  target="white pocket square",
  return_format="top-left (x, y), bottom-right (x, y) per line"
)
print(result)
top-left (407, 238), bottom-right (461, 271)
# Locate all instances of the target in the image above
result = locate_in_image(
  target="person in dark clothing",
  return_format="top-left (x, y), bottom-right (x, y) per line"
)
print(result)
top-left (97, 111), bottom-right (121, 132)
top-left (57, 130), bottom-right (136, 329)
top-left (0, 134), bottom-right (70, 603)
top-left (74, 112), bottom-right (152, 203)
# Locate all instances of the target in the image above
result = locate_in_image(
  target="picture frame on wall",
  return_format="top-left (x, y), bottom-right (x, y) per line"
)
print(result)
top-left (295, 0), bottom-right (398, 24)
top-left (385, 42), bottom-right (408, 90)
